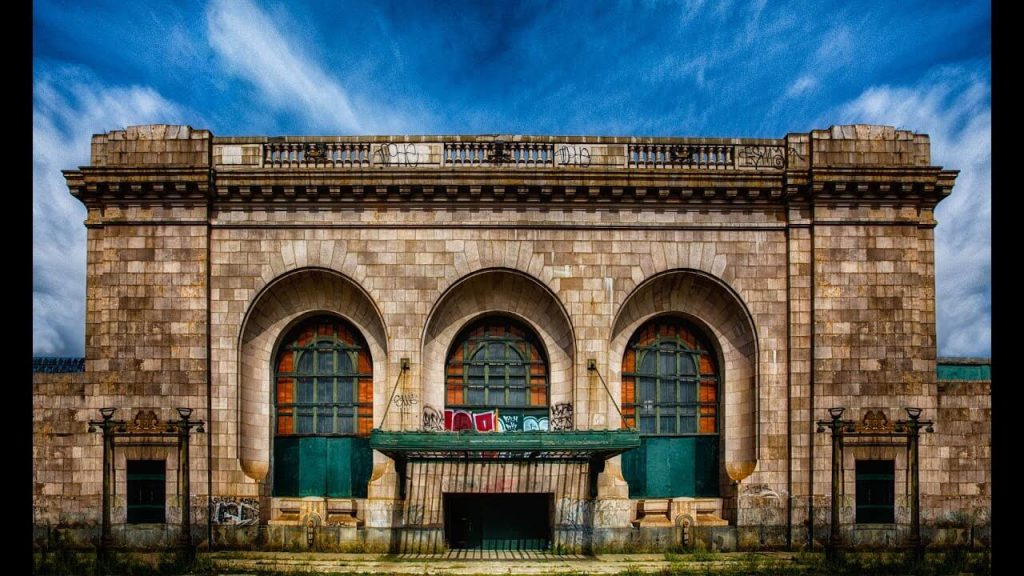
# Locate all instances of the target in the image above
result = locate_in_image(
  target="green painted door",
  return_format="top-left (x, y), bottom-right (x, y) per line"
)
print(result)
top-left (274, 436), bottom-right (372, 497)
top-left (621, 436), bottom-right (719, 498)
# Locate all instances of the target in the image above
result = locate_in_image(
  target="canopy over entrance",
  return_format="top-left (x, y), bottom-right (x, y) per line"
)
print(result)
top-left (370, 429), bottom-right (640, 462)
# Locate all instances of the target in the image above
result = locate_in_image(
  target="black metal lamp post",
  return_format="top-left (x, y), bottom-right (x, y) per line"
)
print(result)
top-left (173, 407), bottom-right (205, 549)
top-left (88, 407), bottom-right (126, 551)
top-left (816, 407), bottom-right (855, 560)
top-left (894, 407), bottom-right (934, 558)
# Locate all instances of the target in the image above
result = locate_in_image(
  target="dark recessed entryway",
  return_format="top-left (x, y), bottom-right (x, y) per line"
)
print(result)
top-left (444, 493), bottom-right (552, 550)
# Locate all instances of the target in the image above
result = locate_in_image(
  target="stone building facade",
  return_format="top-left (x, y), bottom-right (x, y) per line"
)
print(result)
top-left (32, 123), bottom-right (990, 552)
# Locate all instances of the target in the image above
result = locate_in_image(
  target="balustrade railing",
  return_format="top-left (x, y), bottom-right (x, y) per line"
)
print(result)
top-left (264, 142), bottom-right (372, 168)
top-left (444, 142), bottom-right (555, 167)
top-left (241, 140), bottom-right (786, 170)
top-left (627, 144), bottom-right (734, 169)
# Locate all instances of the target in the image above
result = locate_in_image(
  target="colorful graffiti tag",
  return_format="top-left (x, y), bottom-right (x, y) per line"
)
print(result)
top-left (425, 405), bottom-right (571, 433)
top-left (523, 416), bottom-right (550, 431)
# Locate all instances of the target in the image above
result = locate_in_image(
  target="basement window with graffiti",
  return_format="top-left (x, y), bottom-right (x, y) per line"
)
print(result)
top-left (444, 317), bottom-right (550, 432)
top-left (275, 316), bottom-right (373, 437)
top-left (621, 317), bottom-right (719, 435)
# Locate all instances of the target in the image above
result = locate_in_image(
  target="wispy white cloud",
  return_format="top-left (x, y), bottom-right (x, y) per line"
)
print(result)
top-left (813, 25), bottom-right (854, 68)
top-left (32, 64), bottom-right (192, 356)
top-left (741, 0), bottom-right (769, 44)
top-left (835, 66), bottom-right (991, 357)
top-left (780, 25), bottom-right (853, 102)
top-left (205, 0), bottom-right (362, 133)
top-left (786, 74), bottom-right (817, 97)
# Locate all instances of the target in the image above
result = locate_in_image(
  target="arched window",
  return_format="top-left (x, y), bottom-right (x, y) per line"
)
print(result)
top-left (273, 316), bottom-right (373, 497)
top-left (622, 317), bottom-right (719, 434)
top-left (275, 316), bottom-right (373, 436)
top-left (620, 316), bottom-right (720, 498)
top-left (445, 317), bottom-right (548, 430)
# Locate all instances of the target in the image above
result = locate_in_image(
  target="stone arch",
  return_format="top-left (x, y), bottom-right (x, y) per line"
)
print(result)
top-left (609, 269), bottom-right (759, 481)
top-left (253, 238), bottom-right (372, 300)
top-left (444, 241), bottom-right (557, 298)
top-left (420, 269), bottom-right (576, 421)
top-left (237, 267), bottom-right (388, 481)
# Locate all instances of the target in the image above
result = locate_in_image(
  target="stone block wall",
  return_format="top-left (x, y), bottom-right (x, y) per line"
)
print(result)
top-left (90, 124), bottom-right (211, 167)
top-left (33, 372), bottom-right (94, 528)
top-left (808, 125), bottom-right (930, 167)
top-left (79, 216), bottom-right (212, 530)
top-left (931, 378), bottom-right (991, 545)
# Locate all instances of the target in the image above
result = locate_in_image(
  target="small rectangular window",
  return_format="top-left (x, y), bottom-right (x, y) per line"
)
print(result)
top-left (127, 460), bottom-right (166, 524)
top-left (856, 460), bottom-right (895, 524)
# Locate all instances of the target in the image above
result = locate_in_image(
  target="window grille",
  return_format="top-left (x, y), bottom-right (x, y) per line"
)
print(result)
top-left (445, 317), bottom-right (549, 420)
top-left (275, 317), bottom-right (373, 437)
top-left (622, 317), bottom-right (719, 435)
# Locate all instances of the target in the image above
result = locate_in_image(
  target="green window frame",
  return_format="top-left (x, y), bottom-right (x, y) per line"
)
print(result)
top-left (446, 317), bottom-right (549, 416)
top-left (622, 317), bottom-right (719, 436)
top-left (856, 460), bottom-right (895, 524)
top-left (275, 316), bottom-right (373, 437)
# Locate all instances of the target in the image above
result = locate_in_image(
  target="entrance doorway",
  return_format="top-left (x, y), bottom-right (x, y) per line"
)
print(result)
top-left (444, 493), bottom-right (552, 550)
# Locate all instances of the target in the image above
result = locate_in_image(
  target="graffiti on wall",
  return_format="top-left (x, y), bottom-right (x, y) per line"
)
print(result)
top-left (422, 406), bottom-right (444, 431)
top-left (394, 394), bottom-right (418, 408)
top-left (498, 414), bottom-right (522, 432)
top-left (523, 416), bottom-right (549, 431)
top-left (473, 411), bottom-right (495, 431)
top-left (736, 145), bottom-right (785, 169)
top-left (555, 145), bottom-right (592, 167)
top-left (551, 403), bottom-right (574, 430)
top-left (425, 406), bottom-right (580, 433)
top-left (374, 143), bottom-right (429, 167)
top-left (437, 409), bottom-right (556, 432)
top-left (441, 409), bottom-right (494, 432)
top-left (211, 497), bottom-right (259, 526)
top-left (556, 498), bottom-right (593, 533)
top-left (446, 409), bottom-right (470, 431)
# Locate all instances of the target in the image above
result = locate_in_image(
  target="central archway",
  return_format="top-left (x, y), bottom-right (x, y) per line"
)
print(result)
top-left (420, 269), bottom-right (575, 429)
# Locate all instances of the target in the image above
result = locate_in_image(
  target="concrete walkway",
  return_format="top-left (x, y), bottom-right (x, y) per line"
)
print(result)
top-left (206, 551), bottom-right (806, 574)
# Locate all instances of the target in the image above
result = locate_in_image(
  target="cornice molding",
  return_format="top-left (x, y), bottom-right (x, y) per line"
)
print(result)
top-left (64, 167), bottom-right (212, 207)
top-left (62, 165), bottom-right (953, 210)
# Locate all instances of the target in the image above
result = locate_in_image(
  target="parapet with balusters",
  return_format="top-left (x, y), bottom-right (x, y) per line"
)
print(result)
top-left (65, 124), bottom-right (956, 209)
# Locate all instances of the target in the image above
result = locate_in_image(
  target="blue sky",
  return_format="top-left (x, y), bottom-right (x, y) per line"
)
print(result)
top-left (33, 0), bottom-right (991, 358)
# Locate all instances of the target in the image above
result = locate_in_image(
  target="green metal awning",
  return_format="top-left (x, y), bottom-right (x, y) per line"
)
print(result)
top-left (370, 429), bottom-right (640, 461)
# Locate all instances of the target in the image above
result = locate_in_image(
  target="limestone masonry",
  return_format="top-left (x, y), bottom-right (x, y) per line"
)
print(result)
top-left (33, 124), bottom-right (989, 553)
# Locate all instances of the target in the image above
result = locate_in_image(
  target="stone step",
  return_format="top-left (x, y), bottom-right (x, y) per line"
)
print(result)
top-left (205, 551), bottom-right (802, 574)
